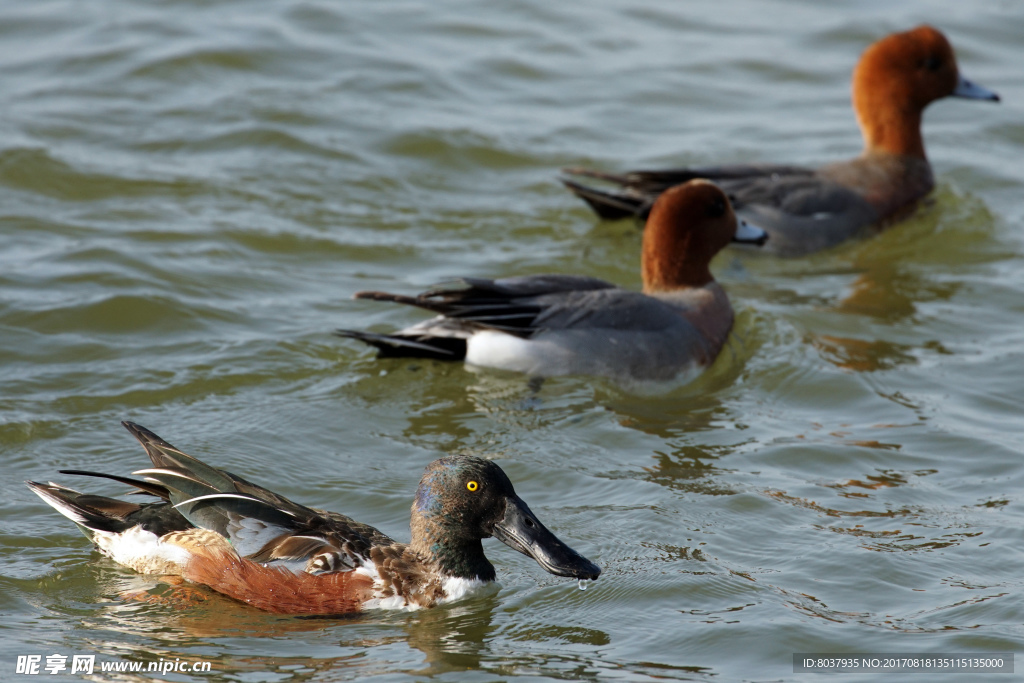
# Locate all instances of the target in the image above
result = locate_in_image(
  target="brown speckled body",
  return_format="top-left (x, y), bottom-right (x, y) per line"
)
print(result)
top-left (29, 423), bottom-right (601, 615)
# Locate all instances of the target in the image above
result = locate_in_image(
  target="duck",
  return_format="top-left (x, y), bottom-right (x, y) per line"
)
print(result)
top-left (337, 180), bottom-right (767, 392)
top-left (27, 421), bottom-right (600, 615)
top-left (562, 25), bottom-right (999, 256)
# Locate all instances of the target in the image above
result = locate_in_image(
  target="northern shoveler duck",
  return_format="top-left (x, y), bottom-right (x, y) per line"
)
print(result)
top-left (562, 25), bottom-right (999, 256)
top-left (27, 422), bottom-right (600, 614)
top-left (337, 180), bottom-right (767, 392)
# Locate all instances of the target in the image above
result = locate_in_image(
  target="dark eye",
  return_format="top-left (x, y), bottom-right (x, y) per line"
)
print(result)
top-left (708, 197), bottom-right (726, 218)
top-left (922, 55), bottom-right (942, 71)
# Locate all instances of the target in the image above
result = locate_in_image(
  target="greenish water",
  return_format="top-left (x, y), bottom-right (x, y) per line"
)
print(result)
top-left (2, 1), bottom-right (1023, 681)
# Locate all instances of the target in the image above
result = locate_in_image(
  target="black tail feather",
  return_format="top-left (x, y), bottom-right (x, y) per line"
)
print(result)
top-left (352, 291), bottom-right (425, 307)
top-left (353, 285), bottom-right (543, 335)
top-left (26, 480), bottom-right (144, 534)
top-left (560, 166), bottom-right (634, 185)
top-left (336, 329), bottom-right (467, 360)
top-left (352, 290), bottom-right (464, 320)
top-left (59, 469), bottom-right (171, 500)
top-left (121, 421), bottom-right (181, 454)
top-left (560, 178), bottom-right (646, 220)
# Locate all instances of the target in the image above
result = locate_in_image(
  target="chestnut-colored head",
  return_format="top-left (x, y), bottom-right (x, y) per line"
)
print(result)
top-left (642, 180), bottom-right (757, 292)
top-left (852, 25), bottom-right (997, 158)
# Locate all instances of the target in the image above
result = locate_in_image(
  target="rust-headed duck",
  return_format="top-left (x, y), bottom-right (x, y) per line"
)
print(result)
top-left (339, 180), bottom-right (767, 392)
top-left (563, 25), bottom-right (999, 256)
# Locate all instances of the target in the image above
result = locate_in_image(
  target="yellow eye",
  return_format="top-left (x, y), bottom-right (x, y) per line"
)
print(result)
top-left (466, 481), bottom-right (479, 492)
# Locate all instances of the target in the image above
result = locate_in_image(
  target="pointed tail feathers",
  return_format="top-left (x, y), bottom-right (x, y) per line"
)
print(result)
top-left (122, 421), bottom-right (239, 494)
top-left (560, 178), bottom-right (649, 220)
top-left (27, 481), bottom-right (144, 535)
top-left (59, 469), bottom-right (170, 499)
top-left (335, 329), bottom-right (467, 360)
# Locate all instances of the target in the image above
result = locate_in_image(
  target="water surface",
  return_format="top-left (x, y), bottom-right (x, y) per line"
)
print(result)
top-left (2, 1), bottom-right (1024, 681)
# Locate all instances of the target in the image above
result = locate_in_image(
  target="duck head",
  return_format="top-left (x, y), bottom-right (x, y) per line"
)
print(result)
top-left (410, 456), bottom-right (601, 582)
top-left (641, 179), bottom-right (767, 292)
top-left (852, 25), bottom-right (999, 158)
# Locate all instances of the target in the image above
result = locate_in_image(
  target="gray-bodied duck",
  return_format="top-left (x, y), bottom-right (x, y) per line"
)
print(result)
top-left (563, 26), bottom-right (999, 256)
top-left (338, 180), bottom-right (767, 392)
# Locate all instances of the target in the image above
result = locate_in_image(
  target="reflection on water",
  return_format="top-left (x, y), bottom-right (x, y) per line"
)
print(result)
top-left (642, 447), bottom-right (736, 497)
top-left (768, 488), bottom-right (908, 519)
top-left (404, 594), bottom-right (501, 675)
top-left (811, 334), bottom-right (935, 372)
top-left (44, 565), bottom-right (617, 680)
top-left (833, 270), bottom-right (958, 322)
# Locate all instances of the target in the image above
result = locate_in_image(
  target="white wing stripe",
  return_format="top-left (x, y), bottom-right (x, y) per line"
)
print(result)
top-left (172, 493), bottom-right (298, 517)
top-left (131, 468), bottom-right (207, 484)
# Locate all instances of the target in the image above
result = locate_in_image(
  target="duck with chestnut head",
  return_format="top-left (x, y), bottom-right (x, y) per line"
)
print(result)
top-left (339, 180), bottom-right (767, 392)
top-left (563, 25), bottom-right (999, 256)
